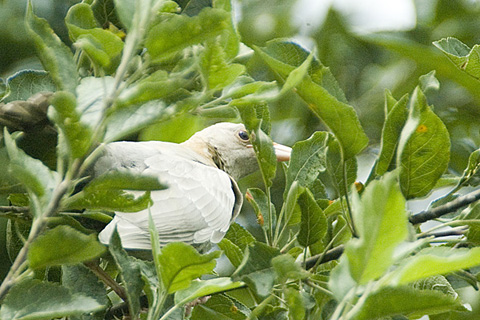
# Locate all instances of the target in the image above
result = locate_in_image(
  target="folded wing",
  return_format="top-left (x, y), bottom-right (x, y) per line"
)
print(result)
top-left (97, 141), bottom-right (236, 249)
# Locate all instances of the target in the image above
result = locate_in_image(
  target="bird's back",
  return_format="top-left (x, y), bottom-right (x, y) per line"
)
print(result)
top-left (96, 141), bottom-right (237, 249)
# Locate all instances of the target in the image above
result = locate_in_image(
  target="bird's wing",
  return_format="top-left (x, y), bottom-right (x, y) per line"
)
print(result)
top-left (97, 142), bottom-right (236, 250)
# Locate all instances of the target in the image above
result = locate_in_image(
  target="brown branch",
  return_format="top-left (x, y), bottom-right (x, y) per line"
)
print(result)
top-left (305, 245), bottom-right (345, 270)
top-left (409, 189), bottom-right (480, 225)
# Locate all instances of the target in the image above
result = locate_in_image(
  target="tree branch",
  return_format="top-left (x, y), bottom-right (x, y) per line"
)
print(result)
top-left (418, 226), bottom-right (469, 239)
top-left (305, 245), bottom-right (345, 270)
top-left (0, 206), bottom-right (29, 213)
top-left (409, 188), bottom-right (480, 225)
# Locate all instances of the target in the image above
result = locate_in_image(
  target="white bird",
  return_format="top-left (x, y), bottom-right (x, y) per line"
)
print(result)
top-left (96, 122), bottom-right (291, 250)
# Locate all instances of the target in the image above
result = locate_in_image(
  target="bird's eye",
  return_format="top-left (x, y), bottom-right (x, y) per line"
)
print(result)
top-left (238, 130), bottom-right (249, 141)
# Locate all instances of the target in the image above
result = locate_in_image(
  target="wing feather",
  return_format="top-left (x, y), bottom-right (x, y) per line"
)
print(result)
top-left (97, 142), bottom-right (236, 250)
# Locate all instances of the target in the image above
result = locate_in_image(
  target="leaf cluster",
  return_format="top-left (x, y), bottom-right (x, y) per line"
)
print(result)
top-left (1, 1), bottom-right (480, 320)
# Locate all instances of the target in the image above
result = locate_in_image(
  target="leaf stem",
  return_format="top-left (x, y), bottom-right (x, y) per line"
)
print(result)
top-left (0, 180), bottom-right (71, 300)
top-left (148, 290), bottom-right (168, 320)
top-left (109, 1), bottom-right (153, 104)
top-left (248, 294), bottom-right (276, 319)
top-left (304, 279), bottom-right (334, 297)
top-left (342, 161), bottom-right (357, 237)
top-left (84, 261), bottom-right (128, 301)
top-left (0, 156), bottom-right (80, 300)
top-left (266, 187), bottom-right (274, 246)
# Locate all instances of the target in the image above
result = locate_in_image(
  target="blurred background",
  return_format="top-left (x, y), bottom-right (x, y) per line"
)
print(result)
top-left (1, 0), bottom-right (480, 316)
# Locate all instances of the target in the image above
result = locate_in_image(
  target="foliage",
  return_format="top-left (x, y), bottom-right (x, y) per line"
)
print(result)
top-left (0, 0), bottom-right (480, 319)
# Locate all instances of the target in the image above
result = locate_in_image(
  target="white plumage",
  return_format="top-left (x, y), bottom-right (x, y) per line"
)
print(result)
top-left (96, 122), bottom-right (291, 250)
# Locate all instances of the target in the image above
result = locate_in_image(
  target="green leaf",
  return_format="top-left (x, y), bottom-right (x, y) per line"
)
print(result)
top-left (434, 37), bottom-right (480, 79)
top-left (283, 181), bottom-right (304, 226)
top-left (279, 49), bottom-right (314, 96)
top-left (295, 79), bottom-right (368, 160)
top-left (457, 148), bottom-right (480, 187)
top-left (271, 254), bottom-right (310, 284)
top-left (104, 100), bottom-right (169, 142)
top-left (116, 71), bottom-right (189, 108)
top-left (397, 87), bottom-right (451, 199)
top-left (246, 187), bottom-right (272, 228)
top-left (412, 276), bottom-right (458, 299)
top-left (145, 211), bottom-right (167, 320)
top-left (374, 91), bottom-right (409, 177)
top-left (3, 129), bottom-right (61, 217)
top-left (223, 77), bottom-right (278, 101)
top-left (83, 170), bottom-right (166, 191)
top-left (241, 268), bottom-right (277, 299)
top-left (0, 279), bottom-right (104, 320)
top-left (145, 8), bottom-right (230, 62)
top-left (191, 294), bottom-right (250, 320)
top-left (49, 91), bottom-right (93, 158)
top-left (0, 78), bottom-right (6, 100)
top-left (220, 223), bottom-right (256, 268)
top-left (25, 2), bottom-right (78, 93)
top-left (419, 71), bottom-right (440, 93)
top-left (224, 222), bottom-right (256, 250)
top-left (175, 278), bottom-right (245, 305)
top-left (66, 3), bottom-right (98, 29)
top-left (462, 202), bottom-right (480, 245)
top-left (65, 189), bottom-right (153, 212)
top-left (201, 39), bottom-right (246, 90)
top-left (328, 255), bottom-right (356, 301)
top-left (158, 242), bottom-right (221, 293)
top-left (236, 241), bottom-right (280, 297)
top-left (344, 172), bottom-right (408, 284)
top-left (113, 0), bottom-right (136, 30)
top-left (285, 287), bottom-right (305, 320)
top-left (66, 3), bottom-right (124, 73)
top-left (352, 286), bottom-right (465, 320)
top-left (109, 229), bottom-right (144, 316)
top-left (363, 33), bottom-right (480, 105)
top-left (317, 135), bottom-right (357, 198)
top-left (237, 103), bottom-right (276, 187)
top-left (62, 264), bottom-right (109, 307)
top-left (28, 225), bottom-right (106, 269)
top-left (2, 70), bottom-right (55, 103)
top-left (76, 76), bottom-right (115, 132)
top-left (218, 238), bottom-right (244, 268)
top-left (285, 131), bottom-right (329, 195)
top-left (212, 0), bottom-right (239, 60)
top-left (386, 247), bottom-right (480, 285)
top-left (219, 223), bottom-right (256, 268)
top-left (255, 41), bottom-right (368, 159)
top-left (64, 170), bottom-right (165, 212)
top-left (297, 189), bottom-right (327, 248)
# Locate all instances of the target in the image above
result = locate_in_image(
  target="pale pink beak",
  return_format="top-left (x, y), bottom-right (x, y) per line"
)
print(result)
top-left (246, 142), bottom-right (291, 161)
top-left (273, 143), bottom-right (291, 162)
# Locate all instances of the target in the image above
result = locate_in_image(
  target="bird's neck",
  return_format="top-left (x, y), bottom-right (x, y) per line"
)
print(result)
top-left (181, 137), bottom-right (223, 170)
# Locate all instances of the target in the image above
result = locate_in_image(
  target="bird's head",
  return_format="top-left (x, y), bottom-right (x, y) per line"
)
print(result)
top-left (181, 122), bottom-right (291, 180)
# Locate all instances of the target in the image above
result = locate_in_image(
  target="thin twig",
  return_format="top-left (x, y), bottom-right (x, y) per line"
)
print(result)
top-left (84, 261), bottom-right (128, 301)
top-left (409, 188), bottom-right (480, 224)
top-left (417, 226), bottom-right (468, 239)
top-left (0, 178), bottom-right (72, 300)
top-left (0, 206), bottom-right (29, 213)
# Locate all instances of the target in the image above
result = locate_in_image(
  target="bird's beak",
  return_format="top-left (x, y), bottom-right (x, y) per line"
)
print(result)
top-left (246, 142), bottom-right (292, 161)
top-left (273, 142), bottom-right (291, 162)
